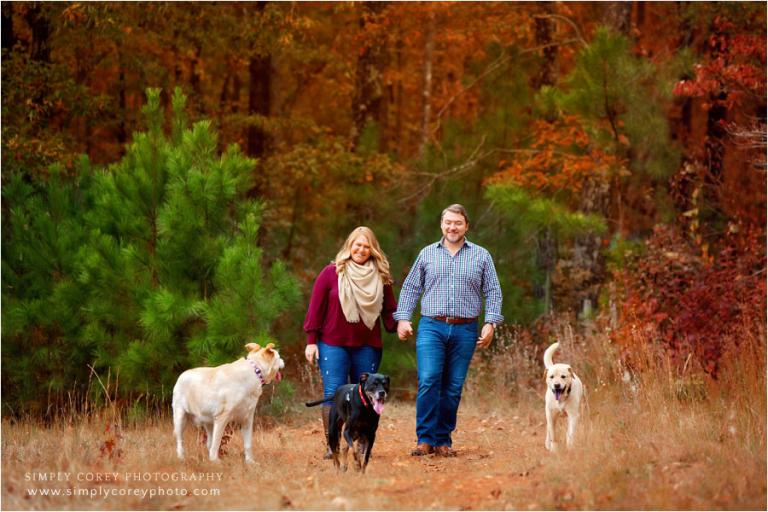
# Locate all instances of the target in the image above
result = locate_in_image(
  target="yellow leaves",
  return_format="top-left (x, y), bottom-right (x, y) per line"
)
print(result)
top-left (62, 3), bottom-right (85, 24)
top-left (682, 208), bottom-right (699, 218)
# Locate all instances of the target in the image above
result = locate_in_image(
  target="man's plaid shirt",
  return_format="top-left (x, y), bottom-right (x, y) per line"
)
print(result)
top-left (394, 238), bottom-right (504, 325)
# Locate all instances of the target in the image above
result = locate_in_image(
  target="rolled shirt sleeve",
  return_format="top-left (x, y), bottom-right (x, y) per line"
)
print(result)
top-left (481, 251), bottom-right (504, 325)
top-left (393, 251), bottom-right (425, 322)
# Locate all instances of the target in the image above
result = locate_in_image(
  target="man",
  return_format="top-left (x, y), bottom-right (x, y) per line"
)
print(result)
top-left (394, 204), bottom-right (503, 457)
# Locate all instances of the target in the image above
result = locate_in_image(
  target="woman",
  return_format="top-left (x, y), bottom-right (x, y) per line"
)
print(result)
top-left (304, 226), bottom-right (397, 458)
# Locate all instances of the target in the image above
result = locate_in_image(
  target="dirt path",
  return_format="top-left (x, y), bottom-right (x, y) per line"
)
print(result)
top-left (4, 395), bottom-right (764, 510)
top-left (225, 401), bottom-right (554, 511)
top-left (3, 400), bottom-right (558, 511)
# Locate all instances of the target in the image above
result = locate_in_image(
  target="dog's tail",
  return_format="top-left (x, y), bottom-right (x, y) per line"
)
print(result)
top-left (305, 397), bottom-right (332, 407)
top-left (543, 342), bottom-right (559, 369)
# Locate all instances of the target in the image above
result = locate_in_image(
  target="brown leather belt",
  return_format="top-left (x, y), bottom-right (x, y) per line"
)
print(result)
top-left (432, 316), bottom-right (477, 325)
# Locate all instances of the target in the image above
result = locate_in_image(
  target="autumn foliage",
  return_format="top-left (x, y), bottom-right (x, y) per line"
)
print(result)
top-left (2, 2), bottom-right (766, 416)
top-left (614, 225), bottom-right (765, 377)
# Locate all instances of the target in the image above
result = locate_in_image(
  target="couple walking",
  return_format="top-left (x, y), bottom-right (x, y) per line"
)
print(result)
top-left (303, 204), bottom-right (503, 457)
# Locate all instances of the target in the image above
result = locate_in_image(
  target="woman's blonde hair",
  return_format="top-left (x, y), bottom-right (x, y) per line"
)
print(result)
top-left (334, 226), bottom-right (393, 285)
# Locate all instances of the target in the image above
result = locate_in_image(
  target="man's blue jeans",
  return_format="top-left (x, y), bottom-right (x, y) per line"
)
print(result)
top-left (415, 317), bottom-right (478, 447)
top-left (317, 341), bottom-right (382, 400)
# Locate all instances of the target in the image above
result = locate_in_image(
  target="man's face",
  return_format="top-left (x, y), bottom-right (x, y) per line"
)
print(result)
top-left (441, 211), bottom-right (468, 244)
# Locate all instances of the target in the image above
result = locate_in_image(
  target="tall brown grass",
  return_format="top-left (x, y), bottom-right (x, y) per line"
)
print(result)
top-left (2, 317), bottom-right (765, 510)
top-left (465, 314), bottom-right (767, 510)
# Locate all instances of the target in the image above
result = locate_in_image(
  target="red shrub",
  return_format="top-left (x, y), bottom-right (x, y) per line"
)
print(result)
top-left (614, 225), bottom-right (765, 376)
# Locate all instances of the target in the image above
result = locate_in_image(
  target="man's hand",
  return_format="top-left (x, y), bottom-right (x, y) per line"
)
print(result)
top-left (397, 320), bottom-right (414, 340)
top-left (304, 344), bottom-right (319, 365)
top-left (477, 323), bottom-right (495, 348)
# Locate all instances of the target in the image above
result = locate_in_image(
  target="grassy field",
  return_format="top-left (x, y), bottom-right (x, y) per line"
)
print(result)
top-left (2, 327), bottom-right (766, 510)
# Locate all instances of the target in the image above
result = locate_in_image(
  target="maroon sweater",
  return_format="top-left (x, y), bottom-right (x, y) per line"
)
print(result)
top-left (304, 264), bottom-right (397, 348)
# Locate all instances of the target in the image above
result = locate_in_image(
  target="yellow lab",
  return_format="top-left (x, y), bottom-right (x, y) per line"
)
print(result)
top-left (544, 342), bottom-right (583, 451)
top-left (172, 343), bottom-right (284, 462)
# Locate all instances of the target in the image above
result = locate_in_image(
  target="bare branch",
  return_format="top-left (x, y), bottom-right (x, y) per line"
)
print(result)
top-left (397, 141), bottom-right (595, 205)
top-left (397, 136), bottom-right (490, 204)
top-left (534, 14), bottom-right (588, 47)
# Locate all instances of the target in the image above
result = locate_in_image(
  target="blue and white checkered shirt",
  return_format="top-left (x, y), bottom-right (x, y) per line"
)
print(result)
top-left (394, 238), bottom-right (504, 325)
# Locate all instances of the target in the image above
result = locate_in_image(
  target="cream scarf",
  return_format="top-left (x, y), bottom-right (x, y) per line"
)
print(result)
top-left (338, 260), bottom-right (384, 330)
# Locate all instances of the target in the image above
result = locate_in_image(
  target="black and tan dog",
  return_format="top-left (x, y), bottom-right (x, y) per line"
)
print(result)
top-left (305, 372), bottom-right (390, 473)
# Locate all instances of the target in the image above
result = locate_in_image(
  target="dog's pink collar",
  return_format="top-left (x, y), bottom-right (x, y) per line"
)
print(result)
top-left (246, 358), bottom-right (266, 385)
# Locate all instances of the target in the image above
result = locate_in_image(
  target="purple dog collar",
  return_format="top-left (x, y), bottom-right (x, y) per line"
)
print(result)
top-left (246, 358), bottom-right (266, 385)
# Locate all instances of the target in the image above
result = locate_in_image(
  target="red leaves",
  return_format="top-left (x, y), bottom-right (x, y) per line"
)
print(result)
top-left (674, 25), bottom-right (765, 110)
top-left (99, 422), bottom-right (124, 461)
top-left (614, 225), bottom-right (766, 377)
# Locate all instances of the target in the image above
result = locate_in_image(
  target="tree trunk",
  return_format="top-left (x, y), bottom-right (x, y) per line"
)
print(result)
top-left (117, 51), bottom-right (127, 145)
top-left (351, 1), bottom-right (388, 151)
top-left (532, 2), bottom-right (559, 313)
top-left (532, 2), bottom-right (557, 90)
top-left (394, 36), bottom-right (404, 158)
top-left (2, 2), bottom-right (15, 51)
top-left (247, 53), bottom-right (270, 159)
top-left (417, 9), bottom-right (435, 159)
top-left (246, 2), bottom-right (271, 163)
top-left (190, 42), bottom-right (204, 115)
top-left (25, 4), bottom-right (51, 63)
top-left (602, 1), bottom-right (632, 34)
top-left (701, 19), bottom-right (729, 233)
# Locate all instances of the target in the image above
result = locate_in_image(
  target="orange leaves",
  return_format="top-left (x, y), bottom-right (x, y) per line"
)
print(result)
top-left (488, 116), bottom-right (625, 199)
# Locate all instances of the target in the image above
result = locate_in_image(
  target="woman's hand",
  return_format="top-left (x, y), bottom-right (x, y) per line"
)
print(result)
top-left (305, 344), bottom-right (319, 365)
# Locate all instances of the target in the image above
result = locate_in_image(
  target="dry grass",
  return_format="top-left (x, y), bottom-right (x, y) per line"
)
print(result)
top-left (2, 321), bottom-right (766, 510)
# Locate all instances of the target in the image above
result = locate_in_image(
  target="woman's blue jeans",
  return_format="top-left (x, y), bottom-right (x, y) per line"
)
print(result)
top-left (317, 341), bottom-right (382, 400)
top-left (415, 317), bottom-right (478, 447)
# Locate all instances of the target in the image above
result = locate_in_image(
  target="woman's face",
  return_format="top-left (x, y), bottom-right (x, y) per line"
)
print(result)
top-left (350, 235), bottom-right (372, 264)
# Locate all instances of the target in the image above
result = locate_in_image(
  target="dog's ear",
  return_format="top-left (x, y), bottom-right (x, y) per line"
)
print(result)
top-left (245, 343), bottom-right (261, 353)
top-left (359, 372), bottom-right (369, 383)
top-left (384, 375), bottom-right (390, 390)
top-left (260, 344), bottom-right (276, 360)
top-left (567, 366), bottom-right (573, 377)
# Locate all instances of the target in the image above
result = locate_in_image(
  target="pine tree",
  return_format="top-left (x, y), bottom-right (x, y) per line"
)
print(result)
top-left (1, 158), bottom-right (95, 417)
top-left (2, 88), bottom-right (300, 415)
top-left (83, 88), bottom-right (299, 397)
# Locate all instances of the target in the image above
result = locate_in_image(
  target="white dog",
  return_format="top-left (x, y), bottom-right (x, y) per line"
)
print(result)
top-left (172, 343), bottom-right (284, 463)
top-left (544, 342), bottom-right (583, 451)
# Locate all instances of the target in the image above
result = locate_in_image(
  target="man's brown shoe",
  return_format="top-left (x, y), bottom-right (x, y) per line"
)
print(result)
top-left (434, 446), bottom-right (457, 457)
top-left (410, 443), bottom-right (434, 456)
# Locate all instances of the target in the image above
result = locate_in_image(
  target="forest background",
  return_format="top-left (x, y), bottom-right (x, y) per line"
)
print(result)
top-left (1, 1), bottom-right (765, 420)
